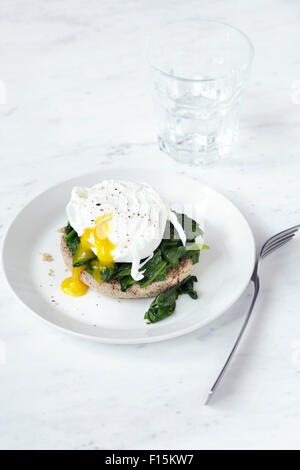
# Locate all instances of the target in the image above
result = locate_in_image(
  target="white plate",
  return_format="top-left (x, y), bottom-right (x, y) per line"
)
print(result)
top-left (2, 169), bottom-right (255, 344)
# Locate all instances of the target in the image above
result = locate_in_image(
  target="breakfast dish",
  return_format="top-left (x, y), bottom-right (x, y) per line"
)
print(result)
top-left (2, 169), bottom-right (255, 343)
top-left (60, 180), bottom-right (208, 323)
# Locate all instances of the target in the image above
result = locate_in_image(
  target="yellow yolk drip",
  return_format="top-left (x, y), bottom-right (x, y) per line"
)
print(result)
top-left (61, 214), bottom-right (116, 297)
top-left (61, 266), bottom-right (88, 297)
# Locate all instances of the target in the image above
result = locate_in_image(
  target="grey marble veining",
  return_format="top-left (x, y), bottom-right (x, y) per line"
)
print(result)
top-left (0, 0), bottom-right (300, 450)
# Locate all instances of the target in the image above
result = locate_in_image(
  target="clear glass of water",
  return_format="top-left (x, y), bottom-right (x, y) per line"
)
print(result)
top-left (147, 21), bottom-right (254, 164)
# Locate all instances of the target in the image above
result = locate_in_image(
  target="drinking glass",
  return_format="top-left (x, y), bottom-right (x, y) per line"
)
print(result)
top-left (147, 20), bottom-right (254, 164)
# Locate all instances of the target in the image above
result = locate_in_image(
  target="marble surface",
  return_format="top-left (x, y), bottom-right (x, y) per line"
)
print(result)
top-left (1, 0), bottom-right (300, 450)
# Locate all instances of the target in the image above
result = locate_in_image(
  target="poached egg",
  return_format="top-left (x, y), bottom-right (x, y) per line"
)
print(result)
top-left (61, 180), bottom-right (186, 296)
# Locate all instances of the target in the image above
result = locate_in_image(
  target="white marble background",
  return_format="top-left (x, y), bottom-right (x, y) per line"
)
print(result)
top-left (1, 0), bottom-right (300, 450)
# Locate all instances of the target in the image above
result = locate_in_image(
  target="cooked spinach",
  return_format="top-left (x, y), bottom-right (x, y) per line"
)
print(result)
top-left (177, 274), bottom-right (198, 299)
top-left (65, 222), bottom-right (73, 235)
top-left (119, 277), bottom-right (137, 292)
top-left (64, 214), bottom-right (204, 323)
top-left (100, 265), bottom-right (118, 281)
top-left (73, 257), bottom-right (97, 268)
top-left (139, 250), bottom-right (169, 288)
top-left (100, 263), bottom-right (131, 282)
top-left (65, 213), bottom-right (207, 295)
top-left (144, 275), bottom-right (198, 323)
top-left (112, 264), bottom-right (137, 292)
top-left (65, 222), bottom-right (80, 257)
top-left (161, 240), bottom-right (187, 267)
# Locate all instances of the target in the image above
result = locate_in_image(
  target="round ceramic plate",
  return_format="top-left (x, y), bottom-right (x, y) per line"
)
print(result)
top-left (2, 169), bottom-right (255, 344)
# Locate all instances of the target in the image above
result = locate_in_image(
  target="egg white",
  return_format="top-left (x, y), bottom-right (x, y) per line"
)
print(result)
top-left (66, 180), bottom-right (185, 281)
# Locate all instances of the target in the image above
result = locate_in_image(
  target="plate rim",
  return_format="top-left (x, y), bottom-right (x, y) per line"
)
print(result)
top-left (1, 169), bottom-right (256, 344)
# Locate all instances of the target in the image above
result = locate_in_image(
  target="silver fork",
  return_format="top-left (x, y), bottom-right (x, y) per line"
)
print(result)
top-left (205, 224), bottom-right (300, 405)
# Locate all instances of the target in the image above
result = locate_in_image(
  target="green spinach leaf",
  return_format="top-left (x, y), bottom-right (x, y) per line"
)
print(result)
top-left (65, 222), bottom-right (80, 257)
top-left (161, 241), bottom-right (187, 267)
top-left (73, 256), bottom-right (97, 268)
top-left (144, 275), bottom-right (198, 323)
top-left (119, 276), bottom-right (137, 292)
top-left (100, 265), bottom-right (118, 281)
top-left (139, 250), bottom-right (169, 288)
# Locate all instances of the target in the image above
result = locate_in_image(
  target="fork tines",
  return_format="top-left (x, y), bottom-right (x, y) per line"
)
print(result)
top-left (261, 225), bottom-right (300, 258)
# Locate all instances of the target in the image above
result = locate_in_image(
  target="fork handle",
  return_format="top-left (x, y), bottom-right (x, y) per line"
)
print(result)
top-left (205, 276), bottom-right (260, 405)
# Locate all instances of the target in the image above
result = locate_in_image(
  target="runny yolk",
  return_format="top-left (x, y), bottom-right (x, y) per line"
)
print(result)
top-left (61, 214), bottom-right (116, 297)
top-left (61, 266), bottom-right (88, 297)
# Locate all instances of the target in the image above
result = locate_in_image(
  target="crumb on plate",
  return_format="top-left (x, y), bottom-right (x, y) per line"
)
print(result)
top-left (40, 252), bottom-right (53, 262)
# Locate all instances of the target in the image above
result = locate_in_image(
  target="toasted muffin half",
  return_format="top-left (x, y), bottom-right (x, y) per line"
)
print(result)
top-left (60, 233), bottom-right (193, 299)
